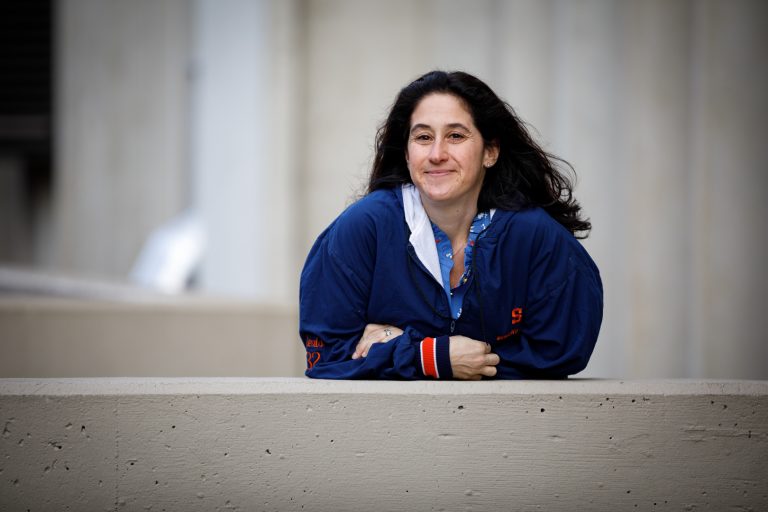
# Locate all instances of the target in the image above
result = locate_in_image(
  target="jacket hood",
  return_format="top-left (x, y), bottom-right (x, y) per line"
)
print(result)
top-left (401, 184), bottom-right (444, 286)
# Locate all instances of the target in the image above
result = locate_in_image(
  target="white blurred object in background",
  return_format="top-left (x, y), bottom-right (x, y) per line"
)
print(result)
top-left (130, 210), bottom-right (206, 294)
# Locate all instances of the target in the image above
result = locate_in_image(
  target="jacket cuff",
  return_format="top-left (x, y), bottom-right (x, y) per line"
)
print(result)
top-left (420, 336), bottom-right (453, 379)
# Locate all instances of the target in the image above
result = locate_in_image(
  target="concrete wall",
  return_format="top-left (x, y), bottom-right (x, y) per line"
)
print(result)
top-left (0, 297), bottom-right (303, 378)
top-left (0, 379), bottom-right (766, 511)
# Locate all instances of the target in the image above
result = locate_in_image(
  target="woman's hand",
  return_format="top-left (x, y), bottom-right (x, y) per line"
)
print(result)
top-left (450, 336), bottom-right (500, 380)
top-left (353, 323), bottom-right (404, 360)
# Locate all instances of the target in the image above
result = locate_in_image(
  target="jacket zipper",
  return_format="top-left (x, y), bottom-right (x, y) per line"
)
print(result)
top-left (402, 202), bottom-right (495, 342)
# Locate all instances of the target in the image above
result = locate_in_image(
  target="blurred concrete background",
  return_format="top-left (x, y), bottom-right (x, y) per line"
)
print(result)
top-left (0, 0), bottom-right (766, 378)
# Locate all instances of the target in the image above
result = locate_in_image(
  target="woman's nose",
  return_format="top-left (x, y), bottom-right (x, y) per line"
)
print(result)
top-left (428, 139), bottom-right (448, 162)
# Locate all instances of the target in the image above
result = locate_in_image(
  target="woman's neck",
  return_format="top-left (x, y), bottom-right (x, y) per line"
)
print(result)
top-left (421, 197), bottom-right (478, 242)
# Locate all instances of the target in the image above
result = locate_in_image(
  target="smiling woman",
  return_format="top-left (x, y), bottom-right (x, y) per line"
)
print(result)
top-left (406, 93), bottom-right (497, 212)
top-left (299, 70), bottom-right (603, 380)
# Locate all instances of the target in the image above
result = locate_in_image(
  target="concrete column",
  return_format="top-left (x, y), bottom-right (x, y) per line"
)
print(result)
top-left (618, 1), bottom-right (695, 376)
top-left (51, 0), bottom-right (190, 276)
top-left (191, 0), bottom-right (303, 302)
top-left (688, 0), bottom-right (768, 378)
top-left (546, 0), bottom-right (627, 377)
top-left (493, 0), bottom-right (557, 134)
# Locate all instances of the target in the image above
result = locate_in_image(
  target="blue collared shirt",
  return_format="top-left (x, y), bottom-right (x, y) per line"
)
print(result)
top-left (431, 211), bottom-right (492, 319)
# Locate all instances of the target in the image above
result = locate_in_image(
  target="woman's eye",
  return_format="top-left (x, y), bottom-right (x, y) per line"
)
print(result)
top-left (413, 134), bottom-right (432, 142)
top-left (448, 132), bottom-right (466, 141)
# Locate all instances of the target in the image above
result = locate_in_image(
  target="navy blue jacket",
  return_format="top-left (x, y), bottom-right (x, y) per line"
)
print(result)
top-left (299, 187), bottom-right (603, 379)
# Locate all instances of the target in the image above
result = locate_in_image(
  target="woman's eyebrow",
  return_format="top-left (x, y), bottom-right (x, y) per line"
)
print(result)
top-left (446, 123), bottom-right (471, 131)
top-left (410, 122), bottom-right (471, 133)
top-left (410, 123), bottom-right (431, 133)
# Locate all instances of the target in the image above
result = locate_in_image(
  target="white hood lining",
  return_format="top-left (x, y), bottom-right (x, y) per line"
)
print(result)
top-left (402, 184), bottom-right (444, 286)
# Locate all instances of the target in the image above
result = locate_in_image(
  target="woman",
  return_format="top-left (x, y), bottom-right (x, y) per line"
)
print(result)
top-left (300, 70), bottom-right (602, 380)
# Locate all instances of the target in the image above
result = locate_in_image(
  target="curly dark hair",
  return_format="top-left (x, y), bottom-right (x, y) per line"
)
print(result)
top-left (368, 70), bottom-right (591, 238)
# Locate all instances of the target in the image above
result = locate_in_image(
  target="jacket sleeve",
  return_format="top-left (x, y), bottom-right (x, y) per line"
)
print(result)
top-left (495, 219), bottom-right (603, 379)
top-left (299, 209), bottom-right (437, 380)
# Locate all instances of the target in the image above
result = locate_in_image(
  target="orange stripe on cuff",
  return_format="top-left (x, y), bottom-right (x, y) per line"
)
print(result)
top-left (421, 337), bottom-right (438, 378)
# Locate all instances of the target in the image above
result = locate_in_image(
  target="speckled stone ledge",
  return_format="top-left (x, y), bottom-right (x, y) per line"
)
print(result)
top-left (1, 378), bottom-right (766, 511)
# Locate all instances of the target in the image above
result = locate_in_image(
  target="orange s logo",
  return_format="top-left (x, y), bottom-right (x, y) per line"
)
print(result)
top-left (511, 307), bottom-right (523, 324)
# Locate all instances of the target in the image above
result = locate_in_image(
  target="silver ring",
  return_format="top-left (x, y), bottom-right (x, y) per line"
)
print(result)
top-left (384, 328), bottom-right (392, 338)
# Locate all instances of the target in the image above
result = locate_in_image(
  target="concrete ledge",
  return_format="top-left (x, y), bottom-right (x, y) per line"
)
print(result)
top-left (0, 297), bottom-right (303, 377)
top-left (1, 379), bottom-right (767, 511)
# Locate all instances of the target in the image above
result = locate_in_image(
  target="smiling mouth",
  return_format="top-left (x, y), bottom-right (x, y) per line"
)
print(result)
top-left (425, 169), bottom-right (453, 175)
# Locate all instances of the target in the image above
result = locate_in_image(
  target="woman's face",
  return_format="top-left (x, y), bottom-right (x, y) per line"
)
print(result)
top-left (406, 93), bottom-right (498, 209)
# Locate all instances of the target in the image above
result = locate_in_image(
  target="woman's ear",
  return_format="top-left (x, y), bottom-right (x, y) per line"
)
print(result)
top-left (484, 140), bottom-right (500, 167)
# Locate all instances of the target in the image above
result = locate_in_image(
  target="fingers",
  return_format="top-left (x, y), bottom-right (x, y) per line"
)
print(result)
top-left (352, 337), bottom-right (378, 360)
top-left (472, 354), bottom-right (499, 378)
top-left (351, 340), bottom-right (371, 360)
top-left (354, 325), bottom-right (379, 359)
top-left (458, 366), bottom-right (496, 380)
top-left (458, 364), bottom-right (496, 380)
top-left (479, 353), bottom-right (499, 378)
top-left (353, 324), bottom-right (402, 359)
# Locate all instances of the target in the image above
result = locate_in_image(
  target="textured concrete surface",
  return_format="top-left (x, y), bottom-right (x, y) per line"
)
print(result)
top-left (1, 379), bottom-right (766, 511)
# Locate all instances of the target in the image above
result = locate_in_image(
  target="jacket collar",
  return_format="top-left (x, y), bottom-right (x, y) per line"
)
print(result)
top-left (399, 184), bottom-right (499, 287)
top-left (401, 184), bottom-right (444, 286)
